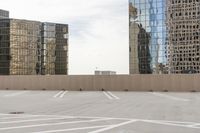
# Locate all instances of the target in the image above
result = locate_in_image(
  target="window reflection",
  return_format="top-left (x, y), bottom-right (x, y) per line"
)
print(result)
top-left (129, 0), bottom-right (168, 74)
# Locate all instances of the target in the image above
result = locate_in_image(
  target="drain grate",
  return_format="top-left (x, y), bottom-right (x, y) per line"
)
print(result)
top-left (9, 112), bottom-right (24, 114)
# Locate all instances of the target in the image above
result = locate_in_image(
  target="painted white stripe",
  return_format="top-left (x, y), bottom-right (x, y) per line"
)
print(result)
top-left (0, 117), bottom-right (74, 124)
top-left (0, 115), bottom-right (39, 120)
top-left (4, 91), bottom-right (29, 97)
top-left (0, 113), bottom-right (133, 121)
top-left (59, 91), bottom-right (68, 98)
top-left (89, 120), bottom-right (138, 133)
top-left (188, 123), bottom-right (200, 127)
top-left (53, 91), bottom-right (64, 98)
top-left (142, 120), bottom-right (200, 129)
top-left (151, 92), bottom-right (190, 102)
top-left (103, 91), bottom-right (113, 100)
top-left (0, 113), bottom-right (199, 129)
top-left (0, 114), bottom-right (67, 118)
top-left (30, 125), bottom-right (111, 133)
top-left (155, 120), bottom-right (198, 125)
top-left (0, 118), bottom-right (112, 130)
top-left (107, 91), bottom-right (120, 99)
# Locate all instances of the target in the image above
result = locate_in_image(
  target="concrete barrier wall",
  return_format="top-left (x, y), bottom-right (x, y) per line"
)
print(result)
top-left (0, 75), bottom-right (199, 91)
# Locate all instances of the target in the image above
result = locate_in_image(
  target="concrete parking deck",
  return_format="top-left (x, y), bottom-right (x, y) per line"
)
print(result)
top-left (0, 90), bottom-right (200, 133)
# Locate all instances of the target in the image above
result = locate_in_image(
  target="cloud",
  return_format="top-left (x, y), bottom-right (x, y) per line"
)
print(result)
top-left (0, 0), bottom-right (129, 74)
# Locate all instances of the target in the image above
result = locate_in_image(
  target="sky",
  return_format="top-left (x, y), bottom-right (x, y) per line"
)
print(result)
top-left (1, 0), bottom-right (129, 75)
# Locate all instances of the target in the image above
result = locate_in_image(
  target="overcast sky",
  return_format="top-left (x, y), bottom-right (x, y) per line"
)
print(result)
top-left (1, 0), bottom-right (129, 75)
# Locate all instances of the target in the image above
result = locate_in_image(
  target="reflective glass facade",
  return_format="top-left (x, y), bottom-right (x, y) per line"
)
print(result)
top-left (129, 0), bottom-right (200, 74)
top-left (0, 19), bottom-right (41, 75)
top-left (0, 9), bottom-right (9, 19)
top-left (129, 0), bottom-right (167, 74)
top-left (41, 23), bottom-right (68, 75)
top-left (0, 19), bottom-right (68, 75)
top-left (54, 24), bottom-right (68, 75)
top-left (42, 23), bottom-right (56, 75)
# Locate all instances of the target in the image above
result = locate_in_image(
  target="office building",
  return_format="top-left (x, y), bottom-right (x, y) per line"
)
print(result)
top-left (0, 19), bottom-right (41, 75)
top-left (129, 0), bottom-right (200, 74)
top-left (0, 9), bottom-right (9, 19)
top-left (95, 71), bottom-right (116, 75)
top-left (166, 0), bottom-right (200, 74)
top-left (0, 17), bottom-right (68, 75)
top-left (129, 0), bottom-right (167, 74)
top-left (41, 23), bottom-right (68, 75)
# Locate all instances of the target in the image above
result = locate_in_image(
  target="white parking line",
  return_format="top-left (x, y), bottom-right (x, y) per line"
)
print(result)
top-left (142, 120), bottom-right (200, 129)
top-left (0, 113), bottom-right (130, 121)
top-left (89, 120), bottom-right (138, 133)
top-left (107, 91), bottom-right (120, 100)
top-left (103, 91), bottom-right (113, 100)
top-left (103, 91), bottom-right (120, 100)
top-left (30, 125), bottom-right (111, 133)
top-left (0, 115), bottom-right (39, 120)
top-left (53, 91), bottom-right (64, 98)
top-left (53, 91), bottom-right (68, 98)
top-left (0, 117), bottom-right (74, 124)
top-left (0, 113), bottom-right (199, 132)
top-left (0, 118), bottom-right (113, 130)
top-left (151, 92), bottom-right (190, 102)
top-left (4, 91), bottom-right (29, 97)
top-left (188, 123), bottom-right (200, 128)
top-left (59, 91), bottom-right (68, 98)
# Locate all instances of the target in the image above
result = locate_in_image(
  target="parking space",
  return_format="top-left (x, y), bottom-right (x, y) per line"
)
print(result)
top-left (0, 90), bottom-right (200, 133)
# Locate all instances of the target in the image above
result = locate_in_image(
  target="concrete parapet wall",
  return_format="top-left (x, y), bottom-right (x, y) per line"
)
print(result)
top-left (0, 75), bottom-right (199, 91)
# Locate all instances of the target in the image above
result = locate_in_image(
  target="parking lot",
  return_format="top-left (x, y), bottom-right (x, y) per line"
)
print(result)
top-left (0, 90), bottom-right (200, 133)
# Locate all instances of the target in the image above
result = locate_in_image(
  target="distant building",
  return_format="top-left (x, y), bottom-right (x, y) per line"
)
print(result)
top-left (41, 22), bottom-right (68, 75)
top-left (0, 18), bottom-right (68, 75)
top-left (0, 19), bottom-right (41, 75)
top-left (166, 0), bottom-right (200, 74)
top-left (129, 3), bottom-right (151, 74)
top-left (95, 71), bottom-right (116, 75)
top-left (129, 0), bottom-right (200, 74)
top-left (0, 9), bottom-right (9, 19)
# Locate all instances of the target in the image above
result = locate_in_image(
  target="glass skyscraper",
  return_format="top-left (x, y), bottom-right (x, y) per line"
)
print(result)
top-left (129, 0), bottom-right (200, 74)
top-left (129, 0), bottom-right (167, 74)
top-left (0, 18), bottom-right (68, 75)
top-left (41, 23), bottom-right (68, 75)
top-left (0, 9), bottom-right (9, 19)
top-left (0, 19), bottom-right (42, 75)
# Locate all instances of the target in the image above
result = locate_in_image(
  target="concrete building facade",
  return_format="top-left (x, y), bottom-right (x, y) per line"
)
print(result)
top-left (129, 0), bottom-right (200, 74)
top-left (166, 0), bottom-right (200, 74)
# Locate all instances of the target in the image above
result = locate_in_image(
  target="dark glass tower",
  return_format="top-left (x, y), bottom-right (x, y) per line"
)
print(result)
top-left (0, 19), bottom-right (68, 75)
top-left (0, 19), bottom-right (41, 75)
top-left (0, 9), bottom-right (9, 19)
top-left (41, 23), bottom-right (68, 75)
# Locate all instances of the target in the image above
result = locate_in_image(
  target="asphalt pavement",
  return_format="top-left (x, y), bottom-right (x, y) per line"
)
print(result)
top-left (0, 90), bottom-right (200, 133)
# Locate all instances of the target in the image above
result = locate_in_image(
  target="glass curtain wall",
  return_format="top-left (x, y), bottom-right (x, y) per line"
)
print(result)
top-left (41, 23), bottom-right (68, 75)
top-left (0, 19), bottom-right (10, 75)
top-left (0, 9), bottom-right (9, 19)
top-left (9, 19), bottom-right (41, 75)
top-left (55, 24), bottom-right (68, 75)
top-left (0, 19), bottom-right (68, 75)
top-left (41, 23), bottom-right (56, 75)
top-left (129, 0), bottom-right (167, 74)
